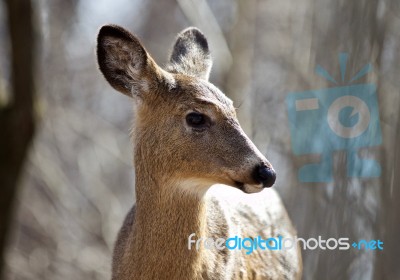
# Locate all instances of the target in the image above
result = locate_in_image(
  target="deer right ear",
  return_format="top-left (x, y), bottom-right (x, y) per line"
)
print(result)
top-left (167, 28), bottom-right (212, 80)
top-left (97, 25), bottom-right (161, 98)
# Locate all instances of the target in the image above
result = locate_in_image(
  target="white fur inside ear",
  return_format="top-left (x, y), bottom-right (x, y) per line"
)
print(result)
top-left (168, 59), bottom-right (212, 80)
top-left (97, 26), bottom-right (154, 97)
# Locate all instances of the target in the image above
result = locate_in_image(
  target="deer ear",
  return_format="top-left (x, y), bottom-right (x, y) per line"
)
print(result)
top-left (166, 27), bottom-right (212, 80)
top-left (97, 25), bottom-right (162, 98)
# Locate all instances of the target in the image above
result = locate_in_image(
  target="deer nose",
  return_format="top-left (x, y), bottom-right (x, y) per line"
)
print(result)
top-left (254, 164), bottom-right (276, 188)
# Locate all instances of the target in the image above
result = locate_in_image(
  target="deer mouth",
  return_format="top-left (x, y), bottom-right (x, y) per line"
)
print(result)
top-left (227, 163), bottom-right (276, 194)
top-left (233, 180), bottom-right (264, 194)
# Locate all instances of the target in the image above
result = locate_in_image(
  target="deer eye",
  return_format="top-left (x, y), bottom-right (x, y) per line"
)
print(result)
top-left (186, 112), bottom-right (208, 129)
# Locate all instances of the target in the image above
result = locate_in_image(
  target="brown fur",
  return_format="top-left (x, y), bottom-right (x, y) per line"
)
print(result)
top-left (96, 25), bottom-right (302, 280)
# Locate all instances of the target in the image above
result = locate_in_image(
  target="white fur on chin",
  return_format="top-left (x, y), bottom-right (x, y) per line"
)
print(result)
top-left (242, 183), bottom-right (264, 194)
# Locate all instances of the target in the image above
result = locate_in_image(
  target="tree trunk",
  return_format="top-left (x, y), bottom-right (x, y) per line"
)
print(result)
top-left (0, 0), bottom-right (36, 278)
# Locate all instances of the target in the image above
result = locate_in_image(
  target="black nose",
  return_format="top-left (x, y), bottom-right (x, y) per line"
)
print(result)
top-left (254, 165), bottom-right (276, 188)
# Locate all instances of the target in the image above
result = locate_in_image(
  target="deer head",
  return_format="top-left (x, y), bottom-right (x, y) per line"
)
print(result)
top-left (97, 25), bottom-right (276, 194)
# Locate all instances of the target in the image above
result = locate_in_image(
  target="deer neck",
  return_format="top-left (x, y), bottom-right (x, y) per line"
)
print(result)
top-left (132, 155), bottom-right (211, 278)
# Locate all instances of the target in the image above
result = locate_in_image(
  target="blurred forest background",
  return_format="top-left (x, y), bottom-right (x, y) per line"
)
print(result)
top-left (0, 0), bottom-right (399, 279)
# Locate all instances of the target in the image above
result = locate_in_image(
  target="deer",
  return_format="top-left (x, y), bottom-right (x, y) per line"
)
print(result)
top-left (96, 24), bottom-right (302, 280)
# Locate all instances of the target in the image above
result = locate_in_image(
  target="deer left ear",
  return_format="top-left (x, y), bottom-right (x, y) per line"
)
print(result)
top-left (97, 24), bottom-right (165, 98)
top-left (166, 27), bottom-right (212, 81)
